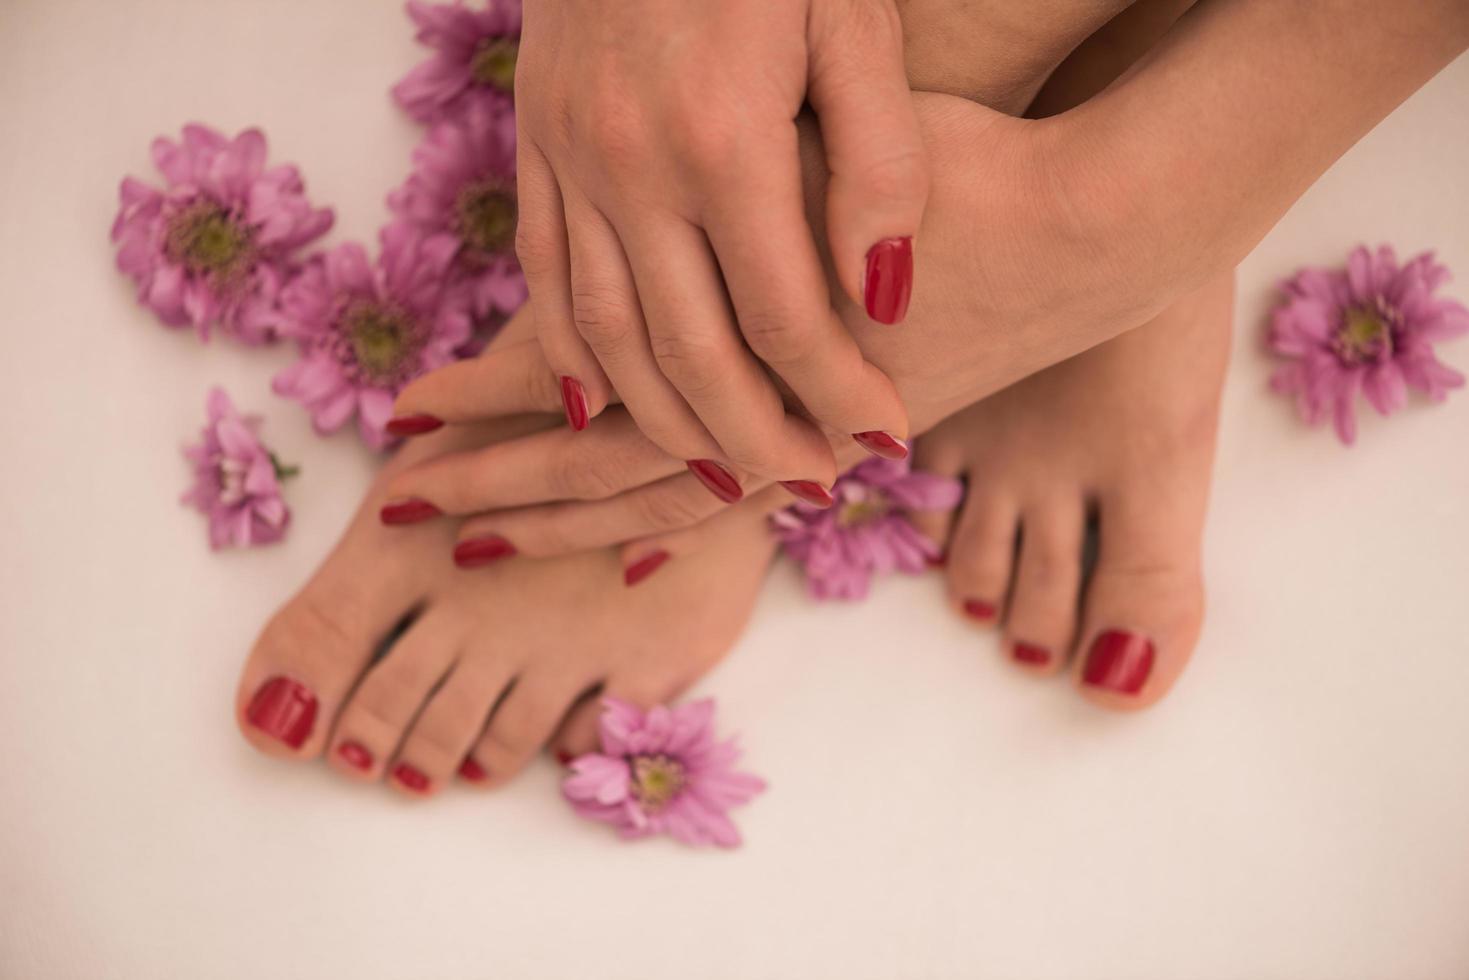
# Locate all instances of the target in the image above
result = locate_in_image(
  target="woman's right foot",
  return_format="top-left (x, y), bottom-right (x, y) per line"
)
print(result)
top-left (912, 273), bottom-right (1234, 709)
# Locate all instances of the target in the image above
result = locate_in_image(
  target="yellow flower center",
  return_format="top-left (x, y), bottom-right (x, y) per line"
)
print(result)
top-left (165, 202), bottom-right (253, 280)
top-left (469, 37), bottom-right (518, 92)
top-left (631, 755), bottom-right (686, 812)
top-left (345, 302), bottom-right (420, 382)
top-left (1333, 306), bottom-right (1393, 364)
top-left (837, 489), bottom-right (890, 527)
top-left (455, 179), bottom-right (517, 254)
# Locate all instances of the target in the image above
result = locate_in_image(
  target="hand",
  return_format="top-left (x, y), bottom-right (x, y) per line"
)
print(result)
top-left (514, 0), bottom-right (928, 502)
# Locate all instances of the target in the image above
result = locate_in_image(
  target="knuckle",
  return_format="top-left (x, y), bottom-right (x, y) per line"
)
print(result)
top-left (739, 305), bottom-right (815, 367)
top-left (550, 446), bottom-right (621, 500)
top-left (570, 281), bottom-right (635, 352)
top-left (858, 148), bottom-right (929, 206)
top-left (670, 115), bottom-right (740, 174)
top-left (514, 223), bottom-right (555, 279)
top-left (648, 330), bottom-right (724, 397)
top-left (582, 94), bottom-right (648, 176)
top-left (634, 483), bottom-right (711, 533)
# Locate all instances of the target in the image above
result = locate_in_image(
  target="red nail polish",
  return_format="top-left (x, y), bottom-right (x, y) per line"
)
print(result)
top-left (246, 677), bottom-right (317, 749)
top-left (1012, 643), bottom-right (1051, 667)
top-left (453, 535), bottom-right (517, 568)
top-left (393, 762), bottom-right (431, 793)
top-left (555, 749), bottom-right (574, 767)
top-left (559, 375), bottom-right (589, 432)
top-left (337, 741), bottom-right (373, 770)
top-left (852, 431), bottom-right (909, 460)
top-left (1082, 630), bottom-right (1155, 694)
top-left (458, 757), bottom-right (487, 782)
top-left (686, 460), bottom-right (742, 504)
top-left (624, 549), bottom-right (670, 587)
top-left (864, 237), bottom-right (914, 324)
top-left (963, 598), bottom-right (997, 622)
top-left (779, 480), bottom-right (835, 508)
top-left (380, 498), bottom-right (442, 526)
top-left (385, 414), bottom-right (444, 437)
top-left (925, 550), bottom-right (948, 569)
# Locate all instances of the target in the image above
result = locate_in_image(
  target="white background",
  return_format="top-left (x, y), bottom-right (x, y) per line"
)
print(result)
top-left (1, 2), bottom-right (1467, 978)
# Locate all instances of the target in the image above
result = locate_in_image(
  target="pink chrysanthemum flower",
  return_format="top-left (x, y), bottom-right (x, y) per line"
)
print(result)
top-left (392, 0), bottom-right (521, 125)
top-left (1269, 244), bottom-right (1468, 444)
top-left (563, 698), bottom-right (766, 849)
top-left (272, 225), bottom-right (471, 450)
top-left (182, 388), bottom-right (293, 549)
top-left (388, 98), bottom-right (527, 334)
top-left (112, 124), bottom-right (333, 344)
top-left (771, 456), bottom-right (963, 600)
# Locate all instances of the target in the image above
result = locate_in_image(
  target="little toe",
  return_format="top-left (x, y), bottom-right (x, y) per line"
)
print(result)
top-left (392, 655), bottom-right (515, 791)
top-left (468, 666), bottom-right (594, 788)
top-left (943, 486), bottom-right (1019, 627)
top-left (1002, 496), bottom-right (1085, 675)
top-left (326, 609), bottom-right (465, 790)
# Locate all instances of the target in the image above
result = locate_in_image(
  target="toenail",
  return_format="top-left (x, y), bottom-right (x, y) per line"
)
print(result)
top-left (1012, 643), bottom-right (1051, 667)
top-left (1082, 630), bottom-right (1155, 695)
top-left (246, 676), bottom-right (317, 749)
top-left (779, 480), bottom-right (835, 508)
top-left (393, 762), bottom-right (431, 793)
top-left (962, 598), bottom-right (998, 622)
top-left (925, 550), bottom-right (947, 569)
top-left (554, 749), bottom-right (574, 767)
top-left (380, 498), bottom-right (442, 526)
top-left (851, 430), bottom-right (909, 460)
top-left (458, 757), bottom-right (487, 782)
top-left (453, 535), bottom-right (517, 568)
top-left (385, 413), bottom-right (444, 437)
top-left (337, 741), bottom-right (373, 771)
top-left (686, 460), bottom-right (743, 504)
top-left (623, 549), bottom-right (670, 587)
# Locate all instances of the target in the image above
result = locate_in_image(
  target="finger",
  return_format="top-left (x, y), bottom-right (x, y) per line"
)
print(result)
top-left (614, 214), bottom-right (838, 485)
top-left (383, 408), bottom-right (684, 517)
top-left (617, 483), bottom-right (788, 587)
top-left (516, 138), bottom-right (614, 429)
top-left (807, 0), bottom-right (928, 323)
top-left (697, 126), bottom-right (910, 453)
top-left (392, 338), bottom-right (565, 428)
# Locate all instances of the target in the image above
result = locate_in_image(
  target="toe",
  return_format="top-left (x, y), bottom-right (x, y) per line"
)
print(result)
top-left (549, 678), bottom-right (683, 762)
top-left (468, 666), bottom-right (593, 787)
top-left (1002, 495), bottom-right (1085, 675)
top-left (392, 654), bottom-right (515, 790)
top-left (943, 485), bottom-right (1019, 627)
top-left (1071, 483), bottom-right (1207, 711)
top-left (326, 610), bottom-right (464, 792)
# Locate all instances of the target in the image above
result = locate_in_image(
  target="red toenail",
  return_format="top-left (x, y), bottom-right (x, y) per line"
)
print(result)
top-left (779, 480), bottom-right (835, 508)
top-left (393, 763), bottom-right (431, 793)
top-left (1012, 643), bottom-right (1051, 667)
top-left (458, 758), bottom-right (487, 782)
top-left (385, 414), bottom-right (443, 437)
top-left (851, 430), bottom-right (909, 460)
top-left (925, 550), bottom-right (947, 569)
top-left (380, 498), bottom-right (442, 526)
top-left (338, 741), bottom-right (373, 770)
top-left (962, 599), bottom-right (997, 622)
top-left (554, 749), bottom-right (574, 767)
top-left (623, 550), bottom-right (670, 587)
top-left (453, 535), bottom-right (517, 568)
top-left (246, 677), bottom-right (317, 749)
top-left (686, 460), bottom-right (743, 504)
top-left (1082, 630), bottom-right (1155, 694)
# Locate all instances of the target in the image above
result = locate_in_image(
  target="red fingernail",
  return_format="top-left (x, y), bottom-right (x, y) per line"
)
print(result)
top-left (245, 676), bottom-right (317, 749)
top-left (925, 550), bottom-right (947, 569)
top-left (453, 535), bottom-right (517, 568)
top-left (624, 549), bottom-right (670, 587)
top-left (385, 414), bottom-right (444, 437)
top-left (559, 375), bottom-right (589, 432)
top-left (779, 480), bottom-right (835, 508)
top-left (1013, 643), bottom-right (1052, 667)
top-left (555, 749), bottom-right (574, 767)
top-left (337, 741), bottom-right (373, 770)
top-left (393, 762), bottom-right (431, 793)
top-left (458, 757), bottom-right (487, 782)
top-left (1082, 630), bottom-right (1155, 695)
top-left (380, 498), bottom-right (442, 526)
top-left (963, 599), bottom-right (998, 622)
top-left (864, 237), bottom-right (914, 324)
top-left (686, 459), bottom-right (743, 504)
top-left (852, 431), bottom-right (909, 460)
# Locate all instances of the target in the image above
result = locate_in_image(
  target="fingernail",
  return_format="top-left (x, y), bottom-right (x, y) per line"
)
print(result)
top-left (393, 762), bottom-right (431, 794)
top-left (385, 413), bottom-right (444, 437)
top-left (925, 550), bottom-right (947, 569)
top-left (337, 741), bottom-right (373, 771)
top-left (779, 480), bottom-right (835, 508)
top-left (245, 676), bottom-right (317, 749)
top-left (453, 535), bottom-right (517, 568)
top-left (555, 749), bottom-right (574, 767)
top-left (1012, 643), bottom-right (1052, 667)
top-left (559, 375), bottom-right (589, 432)
top-left (458, 757), bottom-right (487, 782)
top-left (852, 431), bottom-right (909, 460)
top-left (864, 237), bottom-right (914, 324)
top-left (624, 549), bottom-right (670, 587)
top-left (686, 459), bottom-right (743, 503)
top-left (1082, 630), bottom-right (1155, 695)
top-left (963, 598), bottom-right (997, 622)
top-left (380, 498), bottom-right (442, 526)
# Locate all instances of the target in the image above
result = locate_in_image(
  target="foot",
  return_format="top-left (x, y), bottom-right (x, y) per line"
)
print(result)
top-left (235, 401), bottom-right (776, 795)
top-left (912, 273), bottom-right (1233, 709)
